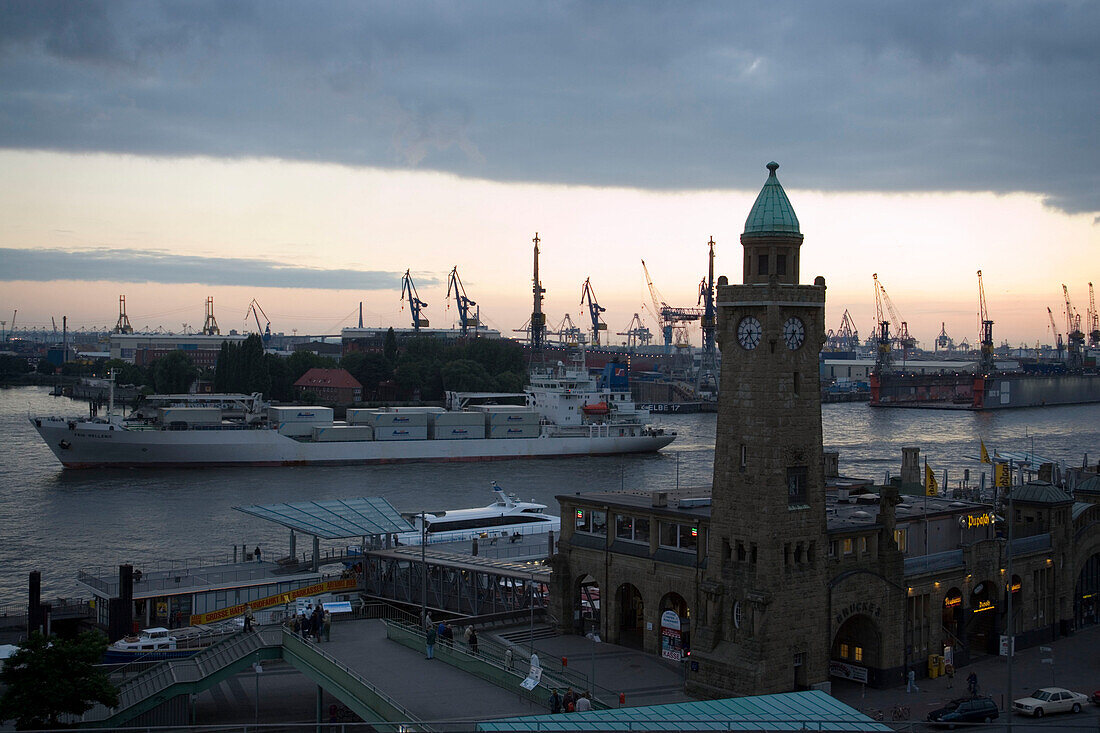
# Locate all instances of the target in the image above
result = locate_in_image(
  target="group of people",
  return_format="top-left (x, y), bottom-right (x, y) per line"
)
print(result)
top-left (287, 603), bottom-right (332, 642)
top-left (548, 688), bottom-right (591, 713)
top-left (423, 613), bottom-right (478, 658)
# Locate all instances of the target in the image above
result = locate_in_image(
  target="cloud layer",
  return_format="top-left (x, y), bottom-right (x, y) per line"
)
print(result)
top-left (1, 2), bottom-right (1099, 213)
top-left (0, 247), bottom-right (425, 290)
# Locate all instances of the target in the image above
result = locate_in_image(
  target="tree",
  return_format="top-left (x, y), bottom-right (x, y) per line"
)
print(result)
top-left (151, 351), bottom-right (198, 394)
top-left (214, 341), bottom-right (230, 392)
top-left (440, 359), bottom-right (495, 392)
top-left (0, 631), bottom-right (118, 729)
top-left (383, 327), bottom-right (398, 363)
top-left (341, 352), bottom-right (392, 397)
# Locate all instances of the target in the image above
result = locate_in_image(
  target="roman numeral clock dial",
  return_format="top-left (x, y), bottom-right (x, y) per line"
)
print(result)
top-left (737, 316), bottom-right (762, 350)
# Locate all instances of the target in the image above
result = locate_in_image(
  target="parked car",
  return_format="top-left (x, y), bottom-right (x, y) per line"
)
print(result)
top-left (1012, 687), bottom-right (1089, 717)
top-left (927, 696), bottom-right (999, 728)
top-left (1091, 688), bottom-right (1100, 705)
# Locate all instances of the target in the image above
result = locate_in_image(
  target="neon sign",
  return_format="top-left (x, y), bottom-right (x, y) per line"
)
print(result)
top-left (962, 512), bottom-right (995, 529)
top-left (944, 595), bottom-right (962, 608)
top-left (973, 600), bottom-right (995, 613)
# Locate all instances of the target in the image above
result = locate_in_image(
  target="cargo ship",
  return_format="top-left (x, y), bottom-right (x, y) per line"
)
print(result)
top-left (870, 364), bottom-right (1100, 410)
top-left (30, 360), bottom-right (674, 468)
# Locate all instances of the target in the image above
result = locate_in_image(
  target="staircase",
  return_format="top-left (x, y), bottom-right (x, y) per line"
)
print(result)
top-left (82, 628), bottom-right (281, 726)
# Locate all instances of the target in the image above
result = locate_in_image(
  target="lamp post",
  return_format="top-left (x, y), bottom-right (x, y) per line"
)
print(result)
top-left (252, 661), bottom-right (263, 723)
top-left (1005, 467), bottom-right (1014, 733)
top-left (420, 511), bottom-right (427, 628)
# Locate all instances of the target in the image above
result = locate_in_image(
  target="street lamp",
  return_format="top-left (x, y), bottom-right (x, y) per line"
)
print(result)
top-left (420, 511), bottom-right (427, 628)
top-left (252, 661), bottom-right (263, 723)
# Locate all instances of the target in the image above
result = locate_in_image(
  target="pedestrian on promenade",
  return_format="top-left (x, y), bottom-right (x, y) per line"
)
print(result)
top-left (323, 609), bottom-right (332, 641)
top-left (549, 689), bottom-right (562, 714)
top-left (563, 688), bottom-right (576, 712)
top-left (504, 647), bottom-right (513, 670)
top-left (312, 605), bottom-right (324, 642)
top-left (469, 627), bottom-right (479, 655)
top-left (441, 623), bottom-right (454, 646)
top-left (945, 663), bottom-right (954, 688)
top-left (907, 669), bottom-right (919, 693)
top-left (254, 546), bottom-right (262, 562)
top-left (424, 611), bottom-right (433, 631)
top-left (967, 672), bottom-right (978, 696)
top-left (425, 624), bottom-right (437, 659)
top-left (575, 692), bottom-right (592, 711)
top-left (243, 604), bottom-right (254, 632)
top-left (464, 624), bottom-right (473, 648)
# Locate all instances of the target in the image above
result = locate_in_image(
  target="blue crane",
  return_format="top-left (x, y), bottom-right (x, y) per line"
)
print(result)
top-left (400, 270), bottom-right (429, 331)
top-left (579, 277), bottom-right (607, 346)
top-left (446, 266), bottom-right (480, 336)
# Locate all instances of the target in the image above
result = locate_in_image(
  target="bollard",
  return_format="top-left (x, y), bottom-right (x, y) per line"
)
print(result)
top-left (619, 692), bottom-right (625, 707)
top-left (561, 656), bottom-right (567, 667)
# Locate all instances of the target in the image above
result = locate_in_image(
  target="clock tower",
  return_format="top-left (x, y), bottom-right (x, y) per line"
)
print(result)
top-left (687, 162), bottom-right (829, 697)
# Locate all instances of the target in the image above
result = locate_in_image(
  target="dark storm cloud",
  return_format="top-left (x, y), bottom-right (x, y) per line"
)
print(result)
top-left (1, 1), bottom-right (1099, 214)
top-left (0, 247), bottom-right (424, 290)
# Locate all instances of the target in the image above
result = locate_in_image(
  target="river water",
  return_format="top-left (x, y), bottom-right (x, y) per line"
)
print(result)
top-left (1, 386), bottom-right (1096, 602)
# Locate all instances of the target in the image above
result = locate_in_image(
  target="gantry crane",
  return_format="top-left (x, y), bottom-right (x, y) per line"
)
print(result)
top-left (1062, 284), bottom-right (1084, 370)
top-left (617, 313), bottom-right (653, 351)
top-left (245, 298), bottom-right (272, 342)
top-left (826, 309), bottom-right (861, 351)
top-left (554, 313), bottom-right (584, 347)
top-left (1087, 282), bottom-right (1099, 348)
top-left (977, 270), bottom-right (994, 374)
top-left (201, 297), bottom-right (220, 336)
top-left (114, 295), bottom-right (134, 334)
top-left (641, 259), bottom-right (703, 352)
top-left (400, 270), bottom-right (429, 331)
top-left (446, 266), bottom-right (480, 337)
top-left (934, 323), bottom-right (954, 353)
top-left (579, 277), bottom-right (607, 345)
top-left (873, 274), bottom-right (916, 354)
top-left (1046, 307), bottom-right (1064, 360)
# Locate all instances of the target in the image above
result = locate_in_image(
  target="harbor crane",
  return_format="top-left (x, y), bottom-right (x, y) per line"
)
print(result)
top-left (201, 297), bottom-right (220, 336)
top-left (934, 323), bottom-right (954, 353)
top-left (617, 313), bottom-right (653, 350)
top-left (530, 233), bottom-right (547, 353)
top-left (579, 277), bottom-right (607, 346)
top-left (446, 266), bottom-right (480, 337)
top-left (400, 269), bottom-right (429, 331)
top-left (1046, 307), bottom-right (1064, 360)
top-left (873, 274), bottom-right (916, 354)
top-left (553, 313), bottom-right (584, 347)
top-left (1062, 284), bottom-right (1084, 370)
top-left (977, 270), bottom-right (994, 374)
top-left (1088, 281), bottom-right (1099, 348)
top-left (697, 237), bottom-right (717, 357)
top-left (245, 298), bottom-right (272, 342)
top-left (641, 259), bottom-right (703, 351)
top-left (872, 274), bottom-right (892, 372)
top-left (114, 295), bottom-right (134, 334)
top-left (826, 309), bottom-right (861, 351)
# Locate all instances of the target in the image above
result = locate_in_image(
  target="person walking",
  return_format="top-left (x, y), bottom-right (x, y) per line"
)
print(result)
top-left (967, 672), bottom-right (978, 696)
top-left (548, 688), bottom-right (562, 714)
top-left (311, 605), bottom-right (324, 642)
top-left (425, 624), bottom-right (437, 659)
top-left (906, 669), bottom-right (919, 693)
top-left (254, 546), bottom-right (262, 563)
top-left (243, 604), bottom-right (255, 632)
top-left (441, 623), bottom-right (454, 646)
top-left (323, 609), bottom-right (332, 642)
top-left (574, 692), bottom-right (592, 712)
top-left (563, 688), bottom-right (576, 712)
top-left (463, 624), bottom-right (473, 649)
top-left (469, 627), bottom-right (479, 655)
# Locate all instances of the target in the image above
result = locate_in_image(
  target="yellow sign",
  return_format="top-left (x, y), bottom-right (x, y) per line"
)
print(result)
top-left (966, 513), bottom-right (993, 529)
top-left (974, 599), bottom-right (995, 613)
top-left (994, 463), bottom-right (1011, 488)
top-left (188, 577), bottom-right (357, 625)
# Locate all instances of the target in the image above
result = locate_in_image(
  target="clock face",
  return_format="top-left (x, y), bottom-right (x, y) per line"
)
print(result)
top-left (783, 317), bottom-right (806, 350)
top-left (737, 317), bottom-right (762, 350)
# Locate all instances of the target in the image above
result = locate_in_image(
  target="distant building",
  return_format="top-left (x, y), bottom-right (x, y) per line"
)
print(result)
top-left (341, 326), bottom-right (501, 356)
top-left (109, 333), bottom-right (247, 367)
top-left (293, 368), bottom-right (362, 404)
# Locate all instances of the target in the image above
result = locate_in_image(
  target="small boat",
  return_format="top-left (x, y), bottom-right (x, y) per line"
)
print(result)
top-left (397, 482), bottom-right (561, 546)
top-left (581, 401), bottom-right (610, 415)
top-left (103, 627), bottom-right (208, 663)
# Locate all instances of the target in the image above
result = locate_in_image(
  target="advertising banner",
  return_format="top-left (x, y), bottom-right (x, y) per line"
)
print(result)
top-left (189, 577), bottom-right (357, 625)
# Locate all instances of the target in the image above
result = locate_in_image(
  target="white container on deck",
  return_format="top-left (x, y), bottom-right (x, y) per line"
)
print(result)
top-left (374, 426), bottom-right (428, 441)
top-left (313, 425), bottom-right (374, 442)
top-left (156, 407), bottom-right (223, 425)
top-left (268, 406), bottom-right (334, 423)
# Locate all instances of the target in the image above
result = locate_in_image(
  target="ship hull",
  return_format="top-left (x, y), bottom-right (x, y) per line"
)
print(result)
top-left (870, 372), bottom-right (1100, 410)
top-left (32, 418), bottom-right (675, 469)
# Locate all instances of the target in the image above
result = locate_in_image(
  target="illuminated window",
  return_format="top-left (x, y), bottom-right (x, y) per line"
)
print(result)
top-left (840, 643), bottom-right (849, 658)
top-left (575, 508), bottom-right (607, 536)
top-left (616, 515), bottom-right (649, 543)
top-left (843, 538), bottom-right (853, 555)
top-left (854, 646), bottom-right (863, 662)
top-left (659, 522), bottom-right (698, 552)
top-left (858, 536), bottom-right (867, 554)
top-left (894, 528), bottom-right (908, 552)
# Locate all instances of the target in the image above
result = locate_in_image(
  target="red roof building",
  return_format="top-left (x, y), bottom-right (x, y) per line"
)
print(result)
top-left (293, 368), bottom-right (362, 405)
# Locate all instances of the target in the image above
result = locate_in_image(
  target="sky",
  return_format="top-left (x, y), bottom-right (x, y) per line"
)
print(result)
top-left (1, 1), bottom-right (1097, 347)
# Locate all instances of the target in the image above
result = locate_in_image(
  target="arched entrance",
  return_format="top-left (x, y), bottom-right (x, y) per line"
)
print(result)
top-left (830, 614), bottom-right (883, 687)
top-left (659, 592), bottom-right (690, 660)
top-left (941, 587), bottom-right (963, 664)
top-left (967, 580), bottom-right (997, 655)
top-left (1075, 552), bottom-right (1100, 628)
top-left (616, 583), bottom-right (644, 649)
top-left (573, 573), bottom-right (600, 636)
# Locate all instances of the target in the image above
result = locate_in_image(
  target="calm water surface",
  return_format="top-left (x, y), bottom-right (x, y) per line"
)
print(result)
top-left (1, 386), bottom-right (1096, 600)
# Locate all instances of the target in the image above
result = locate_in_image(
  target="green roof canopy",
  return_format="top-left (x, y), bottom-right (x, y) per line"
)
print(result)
top-left (234, 497), bottom-right (415, 539)
top-left (743, 161), bottom-right (801, 236)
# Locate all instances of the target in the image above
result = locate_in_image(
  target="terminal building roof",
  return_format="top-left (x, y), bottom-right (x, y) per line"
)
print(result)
top-left (235, 497), bottom-right (415, 539)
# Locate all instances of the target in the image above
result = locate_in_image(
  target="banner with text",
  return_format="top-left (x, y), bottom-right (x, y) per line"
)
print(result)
top-left (189, 577), bottom-right (357, 625)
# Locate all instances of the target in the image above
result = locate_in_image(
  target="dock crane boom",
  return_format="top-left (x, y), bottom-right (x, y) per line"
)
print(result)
top-left (1046, 307), bottom-right (1064, 358)
top-left (579, 277), bottom-right (607, 345)
top-left (641, 259), bottom-right (704, 351)
top-left (400, 270), bottom-right (429, 331)
top-left (872, 274), bottom-right (892, 371)
top-left (1062, 284), bottom-right (1084, 370)
top-left (1089, 282), bottom-right (1099, 347)
top-left (446, 266), bottom-right (479, 337)
top-left (245, 298), bottom-right (272, 342)
top-left (977, 270), bottom-right (994, 374)
top-left (617, 313), bottom-right (652, 350)
top-left (873, 275), bottom-right (916, 352)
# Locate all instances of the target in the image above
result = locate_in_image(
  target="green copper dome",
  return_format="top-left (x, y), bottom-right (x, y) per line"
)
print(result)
top-left (743, 161), bottom-right (801, 236)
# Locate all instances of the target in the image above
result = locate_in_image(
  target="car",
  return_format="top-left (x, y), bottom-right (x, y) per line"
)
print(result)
top-left (1012, 687), bottom-right (1090, 717)
top-left (1092, 689), bottom-right (1100, 706)
top-left (927, 696), bottom-right (999, 728)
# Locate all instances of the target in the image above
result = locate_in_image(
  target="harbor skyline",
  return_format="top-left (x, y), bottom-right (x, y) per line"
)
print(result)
top-left (1, 3), bottom-right (1098, 345)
